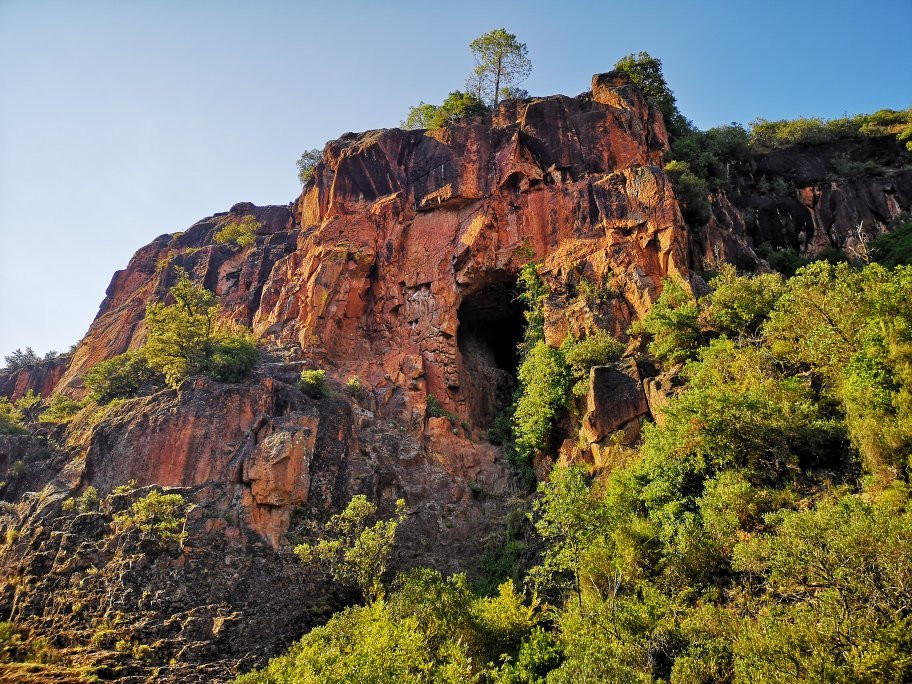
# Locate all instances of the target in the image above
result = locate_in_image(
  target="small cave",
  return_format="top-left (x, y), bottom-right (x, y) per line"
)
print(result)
top-left (456, 277), bottom-right (527, 429)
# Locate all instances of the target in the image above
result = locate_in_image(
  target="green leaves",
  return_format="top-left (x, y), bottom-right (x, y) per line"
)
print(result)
top-left (112, 490), bottom-right (189, 548)
top-left (629, 278), bottom-right (702, 365)
top-left (296, 148), bottom-right (322, 185)
top-left (214, 215), bottom-right (260, 247)
top-left (513, 341), bottom-right (571, 464)
top-left (295, 495), bottom-right (407, 603)
top-left (467, 29), bottom-right (531, 108)
top-left (403, 91), bottom-right (489, 130)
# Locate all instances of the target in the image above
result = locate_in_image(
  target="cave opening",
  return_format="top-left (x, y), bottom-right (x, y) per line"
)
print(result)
top-left (456, 277), bottom-right (527, 429)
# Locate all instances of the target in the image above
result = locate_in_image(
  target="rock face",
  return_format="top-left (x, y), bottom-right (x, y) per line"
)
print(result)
top-left (692, 136), bottom-right (912, 271)
top-left (2, 70), bottom-right (910, 681)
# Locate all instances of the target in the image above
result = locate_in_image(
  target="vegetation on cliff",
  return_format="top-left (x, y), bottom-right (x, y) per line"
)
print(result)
top-left (85, 268), bottom-right (258, 399)
top-left (238, 257), bottom-right (912, 683)
top-left (402, 28), bottom-right (531, 131)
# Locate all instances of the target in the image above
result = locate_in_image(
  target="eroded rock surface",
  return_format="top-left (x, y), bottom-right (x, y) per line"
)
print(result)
top-left (3, 69), bottom-right (910, 681)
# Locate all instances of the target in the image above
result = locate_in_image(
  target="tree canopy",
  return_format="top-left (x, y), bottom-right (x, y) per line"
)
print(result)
top-left (296, 149), bottom-right (322, 184)
top-left (466, 28), bottom-right (532, 108)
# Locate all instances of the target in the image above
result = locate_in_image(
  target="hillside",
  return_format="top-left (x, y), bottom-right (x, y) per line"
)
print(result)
top-left (1, 67), bottom-right (911, 682)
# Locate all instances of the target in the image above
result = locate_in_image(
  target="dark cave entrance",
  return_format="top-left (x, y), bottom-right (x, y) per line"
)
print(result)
top-left (456, 277), bottom-right (527, 429)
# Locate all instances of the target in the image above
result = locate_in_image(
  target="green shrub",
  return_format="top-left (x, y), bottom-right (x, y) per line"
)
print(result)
top-left (757, 243), bottom-right (805, 276)
top-left (425, 394), bottom-right (458, 423)
top-left (403, 91), bottom-right (489, 130)
top-left (4, 347), bottom-right (39, 370)
top-left (517, 262), bottom-right (547, 351)
top-left (872, 212), bottom-right (912, 267)
top-left (731, 489), bottom-right (912, 682)
top-left (668, 123), bottom-right (750, 192)
top-left (9, 460), bottom-right (26, 477)
top-left (629, 278), bottom-right (703, 365)
top-left (513, 341), bottom-right (571, 464)
top-left (141, 268), bottom-right (259, 388)
top-left (84, 350), bottom-right (164, 403)
top-left (614, 51), bottom-right (691, 139)
top-left (207, 333), bottom-right (259, 382)
top-left (38, 393), bottom-right (84, 424)
top-left (295, 495), bottom-right (407, 603)
top-left (113, 490), bottom-right (189, 547)
top-left (297, 149), bottom-right (322, 184)
top-left (299, 369), bottom-right (327, 398)
top-left (701, 264), bottom-right (785, 337)
top-left (214, 215), bottom-right (260, 247)
top-left (64, 486), bottom-right (99, 514)
top-left (563, 332), bottom-right (624, 397)
top-left (14, 390), bottom-right (40, 412)
top-left (664, 161), bottom-right (711, 225)
top-left (345, 376), bottom-right (363, 395)
top-left (0, 397), bottom-right (26, 435)
top-left (236, 570), bottom-right (541, 684)
top-left (749, 107), bottom-right (912, 149)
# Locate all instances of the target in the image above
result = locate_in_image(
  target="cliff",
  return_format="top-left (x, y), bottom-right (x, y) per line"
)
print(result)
top-left (0, 70), bottom-right (910, 681)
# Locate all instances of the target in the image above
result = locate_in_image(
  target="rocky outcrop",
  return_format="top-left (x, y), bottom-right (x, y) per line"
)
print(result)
top-left (0, 70), bottom-right (685, 679)
top-left (693, 136), bottom-right (912, 270)
top-left (8, 69), bottom-right (909, 681)
top-left (0, 355), bottom-right (69, 402)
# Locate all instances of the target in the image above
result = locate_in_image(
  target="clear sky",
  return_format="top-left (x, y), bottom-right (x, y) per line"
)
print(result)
top-left (1, 0), bottom-right (910, 363)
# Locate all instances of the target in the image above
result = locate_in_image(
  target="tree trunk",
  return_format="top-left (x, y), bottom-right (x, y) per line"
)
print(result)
top-left (494, 54), bottom-right (502, 108)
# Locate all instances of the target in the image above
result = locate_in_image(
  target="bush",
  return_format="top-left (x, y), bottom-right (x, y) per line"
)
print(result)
top-left (299, 369), bottom-right (327, 398)
top-left (295, 495), bottom-right (407, 603)
top-left (403, 91), bottom-right (489, 130)
top-left (668, 123), bottom-right (750, 192)
top-left (63, 486), bottom-right (99, 514)
top-left (38, 393), bottom-right (84, 424)
top-left (237, 569), bottom-right (542, 684)
top-left (84, 350), bottom-right (164, 403)
top-left (142, 268), bottom-right (259, 388)
top-left (113, 490), bottom-right (189, 548)
top-left (563, 332), bottom-right (624, 397)
top-left (214, 215), bottom-right (260, 247)
top-left (749, 107), bottom-right (912, 149)
top-left (731, 489), bottom-right (912, 682)
top-left (3, 347), bottom-right (40, 370)
top-left (629, 278), bottom-right (703, 365)
top-left (207, 333), bottom-right (259, 382)
top-left (513, 341), bottom-right (571, 464)
top-left (871, 212), bottom-right (912, 267)
top-left (425, 394), bottom-right (458, 423)
top-left (756, 243), bottom-right (805, 276)
top-left (345, 376), bottom-right (363, 395)
top-left (701, 264), bottom-right (785, 337)
top-left (0, 397), bottom-right (26, 435)
top-left (297, 149), bottom-right (322, 184)
top-left (614, 51), bottom-right (691, 139)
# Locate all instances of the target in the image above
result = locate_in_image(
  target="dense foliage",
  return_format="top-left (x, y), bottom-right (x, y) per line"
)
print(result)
top-left (112, 490), bottom-right (190, 548)
top-left (749, 107), bottom-right (912, 151)
top-left (403, 91), bottom-right (489, 130)
top-left (214, 215), bottom-right (260, 247)
top-left (83, 269), bottom-right (258, 403)
top-left (295, 496), bottom-right (407, 603)
top-left (238, 258), bottom-right (912, 683)
top-left (614, 51), bottom-right (692, 140)
top-left (872, 212), bottom-right (912, 267)
top-left (492, 264), bottom-right (625, 468)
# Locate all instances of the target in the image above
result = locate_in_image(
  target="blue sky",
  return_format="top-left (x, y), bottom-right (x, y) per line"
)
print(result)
top-left (1, 0), bottom-right (910, 363)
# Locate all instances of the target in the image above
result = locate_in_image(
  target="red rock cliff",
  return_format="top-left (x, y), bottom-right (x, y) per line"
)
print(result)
top-left (38, 70), bottom-right (689, 435)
